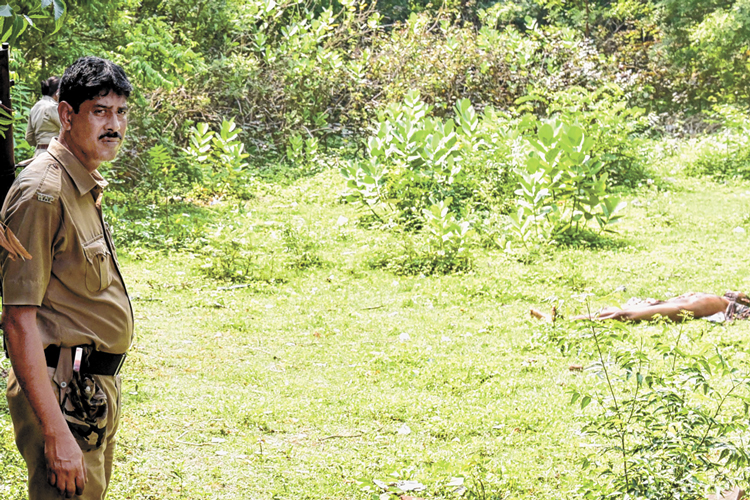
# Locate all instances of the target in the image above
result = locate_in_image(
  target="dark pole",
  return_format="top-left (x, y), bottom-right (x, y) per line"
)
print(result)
top-left (0, 42), bottom-right (14, 207)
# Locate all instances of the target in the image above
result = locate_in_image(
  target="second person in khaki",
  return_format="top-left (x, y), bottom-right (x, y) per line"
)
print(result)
top-left (25, 76), bottom-right (62, 157)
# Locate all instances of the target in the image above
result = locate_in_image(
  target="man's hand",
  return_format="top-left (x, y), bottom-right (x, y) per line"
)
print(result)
top-left (44, 430), bottom-right (87, 497)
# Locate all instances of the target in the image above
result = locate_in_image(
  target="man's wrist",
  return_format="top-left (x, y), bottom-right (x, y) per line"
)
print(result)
top-left (42, 415), bottom-right (72, 441)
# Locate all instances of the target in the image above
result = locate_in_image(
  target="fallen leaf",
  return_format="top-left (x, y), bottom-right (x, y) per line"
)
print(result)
top-left (396, 480), bottom-right (426, 491)
top-left (6, 228), bottom-right (32, 260)
top-left (373, 479), bottom-right (388, 490)
top-left (0, 226), bottom-right (18, 260)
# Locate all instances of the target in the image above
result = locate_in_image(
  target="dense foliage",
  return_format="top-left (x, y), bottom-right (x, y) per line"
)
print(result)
top-left (0, 0), bottom-right (745, 269)
top-left (7, 0), bottom-right (749, 155)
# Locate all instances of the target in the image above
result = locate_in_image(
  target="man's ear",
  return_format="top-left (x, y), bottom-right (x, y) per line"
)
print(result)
top-left (58, 101), bottom-right (74, 132)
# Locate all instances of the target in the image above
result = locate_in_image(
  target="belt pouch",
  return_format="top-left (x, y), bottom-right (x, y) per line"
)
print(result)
top-left (53, 346), bottom-right (109, 451)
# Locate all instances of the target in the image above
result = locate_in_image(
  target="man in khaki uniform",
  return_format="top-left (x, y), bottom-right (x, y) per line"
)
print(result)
top-left (2, 57), bottom-right (133, 499)
top-left (25, 76), bottom-right (62, 157)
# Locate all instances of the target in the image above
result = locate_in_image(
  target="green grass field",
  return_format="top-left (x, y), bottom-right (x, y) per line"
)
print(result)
top-left (2, 146), bottom-right (750, 499)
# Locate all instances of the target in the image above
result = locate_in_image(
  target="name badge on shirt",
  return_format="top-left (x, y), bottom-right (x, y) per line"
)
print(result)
top-left (37, 193), bottom-right (54, 203)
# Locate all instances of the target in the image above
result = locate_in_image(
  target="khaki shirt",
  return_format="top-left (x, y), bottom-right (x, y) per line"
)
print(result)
top-left (25, 95), bottom-right (61, 148)
top-left (1, 139), bottom-right (134, 354)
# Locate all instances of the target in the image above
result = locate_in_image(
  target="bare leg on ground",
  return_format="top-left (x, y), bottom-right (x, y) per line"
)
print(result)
top-left (570, 293), bottom-right (729, 322)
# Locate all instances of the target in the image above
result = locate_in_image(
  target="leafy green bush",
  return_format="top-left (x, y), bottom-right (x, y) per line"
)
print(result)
top-left (285, 132), bottom-right (321, 171)
top-left (530, 84), bottom-right (650, 187)
top-left (682, 138), bottom-right (750, 180)
top-left (341, 91), bottom-right (522, 223)
top-left (570, 320), bottom-right (750, 499)
top-left (184, 118), bottom-right (253, 199)
top-left (368, 197), bottom-right (475, 276)
top-left (341, 91), bottom-right (494, 274)
top-left (366, 237), bottom-right (472, 276)
top-left (115, 16), bottom-right (204, 93)
top-left (194, 225), bottom-right (289, 284)
top-left (281, 224), bottom-right (327, 271)
top-left (362, 11), bottom-right (611, 115)
top-left (341, 90), bottom-right (472, 224)
top-left (367, 198), bottom-right (474, 276)
top-left (507, 117), bottom-right (626, 248)
top-left (651, 0), bottom-right (750, 110)
top-left (9, 76), bottom-right (35, 162)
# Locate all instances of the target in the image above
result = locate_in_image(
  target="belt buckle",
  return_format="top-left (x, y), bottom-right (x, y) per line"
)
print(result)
top-left (113, 353), bottom-right (127, 376)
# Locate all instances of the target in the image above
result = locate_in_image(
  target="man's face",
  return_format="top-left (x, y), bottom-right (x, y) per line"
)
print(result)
top-left (62, 91), bottom-right (128, 172)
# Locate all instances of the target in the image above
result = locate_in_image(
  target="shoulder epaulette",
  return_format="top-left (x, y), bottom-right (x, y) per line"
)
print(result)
top-left (32, 162), bottom-right (62, 204)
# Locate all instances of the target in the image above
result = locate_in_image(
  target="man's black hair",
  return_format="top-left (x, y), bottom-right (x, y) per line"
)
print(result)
top-left (59, 56), bottom-right (132, 113)
top-left (41, 76), bottom-right (60, 97)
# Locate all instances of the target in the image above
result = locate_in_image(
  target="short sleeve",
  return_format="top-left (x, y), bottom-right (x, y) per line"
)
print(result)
top-left (47, 105), bottom-right (61, 131)
top-left (1, 168), bottom-right (63, 306)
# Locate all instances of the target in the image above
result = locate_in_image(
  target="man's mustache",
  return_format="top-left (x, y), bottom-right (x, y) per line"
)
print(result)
top-left (99, 132), bottom-right (122, 140)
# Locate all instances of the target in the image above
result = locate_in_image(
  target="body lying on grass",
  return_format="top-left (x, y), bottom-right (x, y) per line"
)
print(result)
top-left (531, 291), bottom-right (750, 322)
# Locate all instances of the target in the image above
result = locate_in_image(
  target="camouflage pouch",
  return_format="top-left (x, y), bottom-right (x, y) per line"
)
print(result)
top-left (53, 346), bottom-right (108, 452)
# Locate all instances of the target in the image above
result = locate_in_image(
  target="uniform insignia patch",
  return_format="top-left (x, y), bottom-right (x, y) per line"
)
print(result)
top-left (37, 193), bottom-right (54, 203)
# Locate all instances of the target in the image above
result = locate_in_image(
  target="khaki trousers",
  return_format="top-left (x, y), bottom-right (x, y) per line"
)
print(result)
top-left (6, 367), bottom-right (121, 500)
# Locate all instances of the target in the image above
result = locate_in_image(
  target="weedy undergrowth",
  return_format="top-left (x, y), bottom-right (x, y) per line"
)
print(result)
top-left (193, 218), bottom-right (326, 283)
top-left (366, 213), bottom-right (473, 276)
top-left (356, 456), bottom-right (514, 499)
top-left (569, 316), bottom-right (750, 499)
top-left (682, 105), bottom-right (750, 180)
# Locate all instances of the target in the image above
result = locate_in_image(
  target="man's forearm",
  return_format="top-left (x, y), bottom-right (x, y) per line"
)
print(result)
top-left (4, 305), bottom-right (87, 497)
top-left (4, 305), bottom-right (68, 437)
top-left (25, 126), bottom-right (36, 147)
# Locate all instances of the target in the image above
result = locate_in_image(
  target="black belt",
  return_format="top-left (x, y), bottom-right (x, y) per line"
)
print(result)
top-left (44, 345), bottom-right (126, 376)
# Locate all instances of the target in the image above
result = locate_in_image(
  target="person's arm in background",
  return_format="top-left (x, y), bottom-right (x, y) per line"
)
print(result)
top-left (48, 102), bottom-right (61, 133)
top-left (25, 112), bottom-right (36, 147)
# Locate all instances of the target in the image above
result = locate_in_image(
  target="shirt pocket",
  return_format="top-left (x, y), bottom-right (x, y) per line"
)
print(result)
top-left (83, 235), bottom-right (113, 292)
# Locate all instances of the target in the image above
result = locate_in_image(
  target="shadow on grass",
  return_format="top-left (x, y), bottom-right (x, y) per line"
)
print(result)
top-left (555, 228), bottom-right (634, 250)
top-left (104, 199), bottom-right (217, 252)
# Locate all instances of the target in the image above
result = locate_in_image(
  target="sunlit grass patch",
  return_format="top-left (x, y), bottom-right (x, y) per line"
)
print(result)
top-left (3, 149), bottom-right (750, 498)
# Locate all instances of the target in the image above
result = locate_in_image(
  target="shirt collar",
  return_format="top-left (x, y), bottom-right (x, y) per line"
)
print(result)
top-left (47, 138), bottom-right (109, 197)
